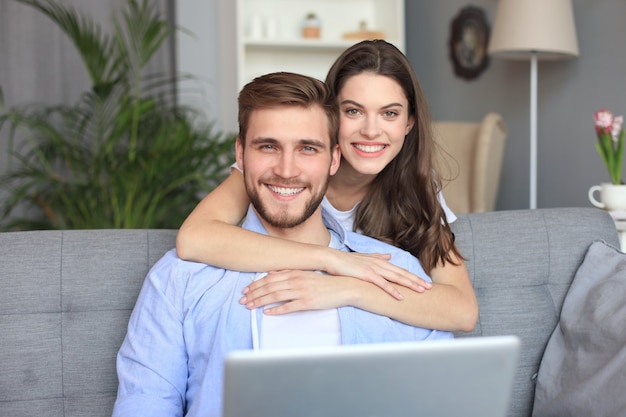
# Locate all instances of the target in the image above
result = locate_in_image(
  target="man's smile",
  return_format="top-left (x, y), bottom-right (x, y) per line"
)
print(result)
top-left (267, 185), bottom-right (305, 197)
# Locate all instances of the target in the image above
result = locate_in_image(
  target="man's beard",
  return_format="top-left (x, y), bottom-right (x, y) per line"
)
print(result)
top-left (246, 177), bottom-right (327, 229)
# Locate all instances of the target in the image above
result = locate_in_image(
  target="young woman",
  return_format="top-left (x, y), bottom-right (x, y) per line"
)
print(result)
top-left (176, 40), bottom-right (477, 332)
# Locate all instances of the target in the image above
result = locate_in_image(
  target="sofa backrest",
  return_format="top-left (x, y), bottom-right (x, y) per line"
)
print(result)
top-left (452, 207), bottom-right (619, 417)
top-left (0, 208), bottom-right (619, 417)
top-left (0, 229), bottom-right (177, 417)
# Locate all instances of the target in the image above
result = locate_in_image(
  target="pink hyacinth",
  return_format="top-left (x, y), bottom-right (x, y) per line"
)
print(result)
top-left (594, 108), bottom-right (625, 185)
top-left (612, 115), bottom-right (624, 142)
top-left (594, 109), bottom-right (614, 135)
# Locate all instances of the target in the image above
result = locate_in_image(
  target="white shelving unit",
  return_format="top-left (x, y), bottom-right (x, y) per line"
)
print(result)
top-left (236, 0), bottom-right (405, 90)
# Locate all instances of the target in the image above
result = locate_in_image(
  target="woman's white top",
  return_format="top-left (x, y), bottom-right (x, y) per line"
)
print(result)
top-left (321, 195), bottom-right (457, 232)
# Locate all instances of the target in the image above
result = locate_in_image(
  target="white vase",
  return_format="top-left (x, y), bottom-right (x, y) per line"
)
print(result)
top-left (588, 182), bottom-right (626, 211)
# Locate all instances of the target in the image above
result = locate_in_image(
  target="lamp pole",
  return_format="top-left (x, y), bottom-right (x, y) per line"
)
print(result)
top-left (488, 0), bottom-right (579, 210)
top-left (530, 53), bottom-right (538, 210)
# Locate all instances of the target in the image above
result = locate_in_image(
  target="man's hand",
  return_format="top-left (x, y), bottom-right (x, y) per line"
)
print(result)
top-left (240, 270), bottom-right (361, 314)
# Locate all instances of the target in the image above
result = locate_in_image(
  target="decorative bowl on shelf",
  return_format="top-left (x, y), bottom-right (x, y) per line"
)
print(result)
top-left (342, 20), bottom-right (385, 41)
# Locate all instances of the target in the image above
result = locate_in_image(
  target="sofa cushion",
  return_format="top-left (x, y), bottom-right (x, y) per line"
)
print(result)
top-left (532, 240), bottom-right (626, 417)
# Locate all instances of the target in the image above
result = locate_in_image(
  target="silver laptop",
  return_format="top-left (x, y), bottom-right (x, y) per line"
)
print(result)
top-left (223, 335), bottom-right (520, 417)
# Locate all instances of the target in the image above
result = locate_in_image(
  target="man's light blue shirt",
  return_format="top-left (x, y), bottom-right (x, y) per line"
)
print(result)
top-left (112, 207), bottom-right (452, 417)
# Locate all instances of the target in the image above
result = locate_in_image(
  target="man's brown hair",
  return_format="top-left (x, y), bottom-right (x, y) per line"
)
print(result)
top-left (237, 72), bottom-right (338, 148)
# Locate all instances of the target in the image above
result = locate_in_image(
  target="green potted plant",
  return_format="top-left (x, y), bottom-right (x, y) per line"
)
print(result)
top-left (588, 109), bottom-right (626, 211)
top-left (0, 0), bottom-right (235, 230)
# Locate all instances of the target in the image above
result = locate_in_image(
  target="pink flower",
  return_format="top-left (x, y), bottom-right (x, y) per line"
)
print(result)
top-left (612, 115), bottom-right (624, 142)
top-left (594, 109), bottom-right (614, 134)
top-left (594, 108), bottom-right (625, 185)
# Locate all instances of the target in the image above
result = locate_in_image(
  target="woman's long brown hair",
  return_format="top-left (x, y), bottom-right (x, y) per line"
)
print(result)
top-left (325, 40), bottom-right (462, 274)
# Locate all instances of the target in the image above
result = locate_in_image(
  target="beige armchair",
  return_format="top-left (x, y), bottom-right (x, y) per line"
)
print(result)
top-left (433, 113), bottom-right (507, 214)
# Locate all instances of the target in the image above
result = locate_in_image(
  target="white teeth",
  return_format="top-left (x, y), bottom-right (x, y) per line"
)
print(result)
top-left (353, 143), bottom-right (386, 153)
top-left (268, 185), bottom-right (304, 196)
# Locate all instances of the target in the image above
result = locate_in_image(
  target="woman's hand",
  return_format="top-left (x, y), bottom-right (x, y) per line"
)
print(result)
top-left (240, 270), bottom-right (362, 314)
top-left (323, 250), bottom-right (431, 300)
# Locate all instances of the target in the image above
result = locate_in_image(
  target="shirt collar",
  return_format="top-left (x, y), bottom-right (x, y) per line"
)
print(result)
top-left (241, 205), bottom-right (354, 250)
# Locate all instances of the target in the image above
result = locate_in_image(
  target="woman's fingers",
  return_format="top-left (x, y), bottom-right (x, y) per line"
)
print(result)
top-left (327, 251), bottom-right (431, 296)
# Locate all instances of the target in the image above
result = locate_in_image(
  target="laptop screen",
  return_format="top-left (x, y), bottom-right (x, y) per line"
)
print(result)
top-left (223, 336), bottom-right (520, 417)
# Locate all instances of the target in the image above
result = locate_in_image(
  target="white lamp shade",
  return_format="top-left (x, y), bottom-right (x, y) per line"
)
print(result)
top-left (488, 0), bottom-right (579, 60)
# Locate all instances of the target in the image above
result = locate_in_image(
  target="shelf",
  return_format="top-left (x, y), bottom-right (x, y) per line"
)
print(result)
top-left (243, 37), bottom-right (403, 51)
top-left (244, 38), bottom-right (362, 50)
top-left (236, 0), bottom-right (405, 89)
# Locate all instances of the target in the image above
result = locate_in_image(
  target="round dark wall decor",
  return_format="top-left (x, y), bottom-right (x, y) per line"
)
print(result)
top-left (449, 6), bottom-right (490, 80)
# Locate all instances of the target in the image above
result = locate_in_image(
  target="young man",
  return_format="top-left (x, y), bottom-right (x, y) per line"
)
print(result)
top-left (112, 72), bottom-right (451, 417)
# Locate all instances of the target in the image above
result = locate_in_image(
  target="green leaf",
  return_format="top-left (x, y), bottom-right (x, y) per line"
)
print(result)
top-left (1, 0), bottom-right (236, 231)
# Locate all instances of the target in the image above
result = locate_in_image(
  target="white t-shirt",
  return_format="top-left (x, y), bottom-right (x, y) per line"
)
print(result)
top-left (321, 195), bottom-right (456, 232)
top-left (257, 232), bottom-right (343, 350)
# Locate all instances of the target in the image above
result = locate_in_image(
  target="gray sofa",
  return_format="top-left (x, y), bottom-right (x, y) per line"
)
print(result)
top-left (0, 207), bottom-right (619, 417)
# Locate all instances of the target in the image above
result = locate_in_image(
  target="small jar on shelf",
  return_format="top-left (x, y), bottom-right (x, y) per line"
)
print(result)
top-left (301, 12), bottom-right (321, 39)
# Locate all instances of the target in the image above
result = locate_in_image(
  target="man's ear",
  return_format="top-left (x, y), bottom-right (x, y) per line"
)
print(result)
top-left (235, 137), bottom-right (244, 170)
top-left (329, 144), bottom-right (341, 176)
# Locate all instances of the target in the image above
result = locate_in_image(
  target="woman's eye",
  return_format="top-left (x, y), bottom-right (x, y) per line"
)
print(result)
top-left (383, 110), bottom-right (399, 118)
top-left (344, 108), bottom-right (361, 116)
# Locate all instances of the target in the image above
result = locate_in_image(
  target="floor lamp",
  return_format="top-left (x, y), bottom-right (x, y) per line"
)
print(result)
top-left (488, 0), bottom-right (579, 209)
